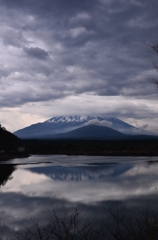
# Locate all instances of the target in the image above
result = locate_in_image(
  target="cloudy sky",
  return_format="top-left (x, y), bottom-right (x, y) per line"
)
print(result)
top-left (0, 0), bottom-right (158, 133)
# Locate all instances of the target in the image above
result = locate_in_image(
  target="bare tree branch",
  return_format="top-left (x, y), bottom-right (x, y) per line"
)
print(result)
top-left (145, 42), bottom-right (158, 87)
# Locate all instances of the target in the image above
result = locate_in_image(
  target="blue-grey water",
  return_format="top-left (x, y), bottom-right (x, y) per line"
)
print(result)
top-left (0, 155), bottom-right (158, 239)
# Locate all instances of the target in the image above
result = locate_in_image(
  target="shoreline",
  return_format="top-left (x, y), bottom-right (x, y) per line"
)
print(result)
top-left (23, 139), bottom-right (158, 157)
top-left (0, 153), bottom-right (30, 161)
top-left (1, 139), bottom-right (158, 160)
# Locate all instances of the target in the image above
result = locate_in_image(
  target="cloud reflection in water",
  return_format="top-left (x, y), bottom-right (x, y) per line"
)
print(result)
top-left (0, 156), bottom-right (158, 238)
top-left (1, 159), bottom-right (158, 202)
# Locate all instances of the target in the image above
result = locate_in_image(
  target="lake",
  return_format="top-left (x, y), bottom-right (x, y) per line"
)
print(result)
top-left (0, 155), bottom-right (158, 239)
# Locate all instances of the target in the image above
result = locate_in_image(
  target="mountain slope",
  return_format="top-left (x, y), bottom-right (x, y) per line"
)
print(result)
top-left (14, 115), bottom-right (147, 139)
top-left (50, 125), bottom-right (126, 140)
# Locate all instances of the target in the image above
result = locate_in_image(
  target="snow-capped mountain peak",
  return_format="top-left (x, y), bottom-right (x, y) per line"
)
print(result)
top-left (14, 114), bottom-right (147, 139)
top-left (46, 115), bottom-right (117, 124)
top-left (46, 115), bottom-right (86, 123)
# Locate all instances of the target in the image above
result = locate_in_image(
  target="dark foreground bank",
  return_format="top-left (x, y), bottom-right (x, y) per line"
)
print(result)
top-left (23, 139), bottom-right (158, 156)
top-left (0, 152), bottom-right (29, 161)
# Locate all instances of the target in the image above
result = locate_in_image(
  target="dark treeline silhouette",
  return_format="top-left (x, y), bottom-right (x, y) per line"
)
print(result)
top-left (0, 125), bottom-right (22, 151)
top-left (0, 125), bottom-right (29, 160)
top-left (23, 139), bottom-right (158, 156)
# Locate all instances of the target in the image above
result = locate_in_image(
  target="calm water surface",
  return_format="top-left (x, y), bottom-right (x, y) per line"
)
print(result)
top-left (0, 155), bottom-right (158, 238)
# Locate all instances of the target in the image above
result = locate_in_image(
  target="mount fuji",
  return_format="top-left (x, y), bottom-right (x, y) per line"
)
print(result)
top-left (14, 115), bottom-right (147, 139)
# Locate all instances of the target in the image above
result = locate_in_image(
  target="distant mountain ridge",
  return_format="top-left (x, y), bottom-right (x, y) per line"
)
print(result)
top-left (14, 114), bottom-right (148, 139)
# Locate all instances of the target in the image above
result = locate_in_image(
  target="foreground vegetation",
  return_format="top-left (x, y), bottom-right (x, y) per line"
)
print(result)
top-left (16, 205), bottom-right (158, 240)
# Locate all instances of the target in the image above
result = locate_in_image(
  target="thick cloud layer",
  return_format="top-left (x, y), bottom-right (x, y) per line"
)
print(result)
top-left (0, 0), bottom-right (158, 131)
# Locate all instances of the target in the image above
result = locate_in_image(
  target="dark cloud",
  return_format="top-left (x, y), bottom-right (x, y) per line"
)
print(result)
top-left (0, 0), bottom-right (158, 128)
top-left (2, 29), bottom-right (24, 47)
top-left (23, 47), bottom-right (50, 60)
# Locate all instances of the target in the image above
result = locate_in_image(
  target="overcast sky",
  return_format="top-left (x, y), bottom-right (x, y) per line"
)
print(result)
top-left (0, 0), bottom-right (158, 132)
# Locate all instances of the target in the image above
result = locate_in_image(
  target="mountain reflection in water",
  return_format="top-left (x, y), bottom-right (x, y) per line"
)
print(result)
top-left (0, 155), bottom-right (158, 238)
